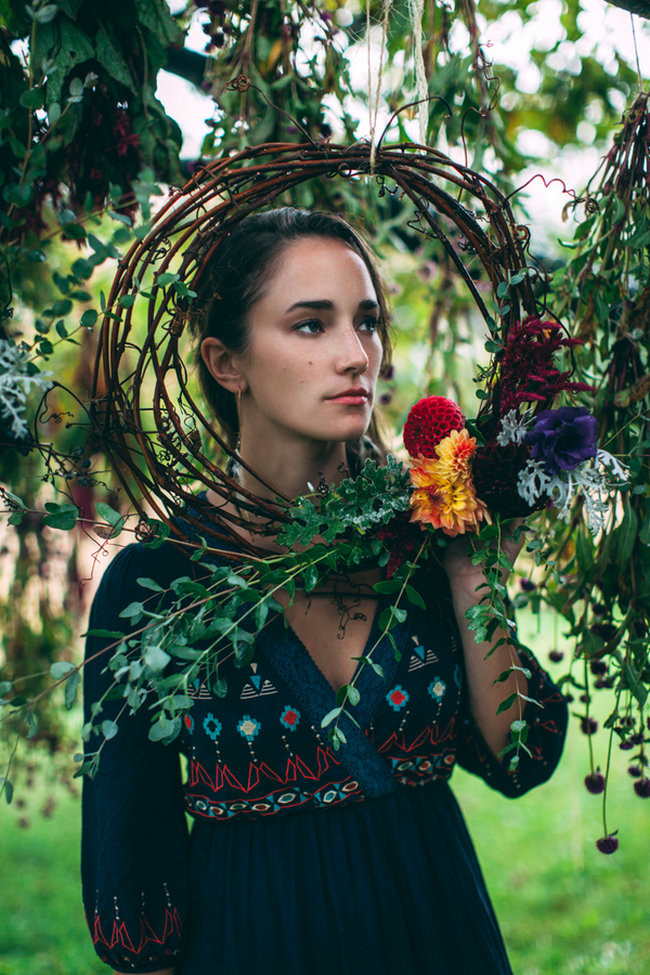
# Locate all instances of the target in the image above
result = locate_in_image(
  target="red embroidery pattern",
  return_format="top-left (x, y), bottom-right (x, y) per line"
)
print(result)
top-left (91, 904), bottom-right (182, 960)
top-left (187, 744), bottom-right (339, 794)
top-left (186, 778), bottom-right (363, 819)
top-left (368, 719), bottom-right (458, 785)
top-left (184, 745), bottom-right (352, 819)
top-left (371, 718), bottom-right (457, 756)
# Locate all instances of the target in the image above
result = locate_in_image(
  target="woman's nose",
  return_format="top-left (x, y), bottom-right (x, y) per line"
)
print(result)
top-left (337, 326), bottom-right (369, 373)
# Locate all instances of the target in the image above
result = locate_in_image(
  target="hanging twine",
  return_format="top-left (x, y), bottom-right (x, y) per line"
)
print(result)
top-left (367, 0), bottom-right (392, 172)
top-left (366, 0), bottom-right (428, 160)
top-left (408, 0), bottom-right (428, 146)
top-left (629, 13), bottom-right (643, 89)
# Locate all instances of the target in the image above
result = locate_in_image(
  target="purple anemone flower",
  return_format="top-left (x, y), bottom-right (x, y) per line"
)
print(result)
top-left (525, 407), bottom-right (598, 474)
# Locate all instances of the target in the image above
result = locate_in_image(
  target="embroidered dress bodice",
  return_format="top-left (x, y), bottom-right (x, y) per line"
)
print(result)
top-left (82, 539), bottom-right (568, 975)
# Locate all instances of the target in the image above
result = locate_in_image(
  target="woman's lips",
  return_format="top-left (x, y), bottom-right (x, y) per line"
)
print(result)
top-left (327, 389), bottom-right (370, 404)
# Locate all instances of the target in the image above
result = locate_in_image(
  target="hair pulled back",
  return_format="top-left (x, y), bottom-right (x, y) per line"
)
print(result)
top-left (192, 207), bottom-right (392, 451)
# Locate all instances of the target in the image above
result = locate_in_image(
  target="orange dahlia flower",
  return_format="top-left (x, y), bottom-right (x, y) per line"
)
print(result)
top-left (434, 428), bottom-right (477, 482)
top-left (408, 433), bottom-right (488, 537)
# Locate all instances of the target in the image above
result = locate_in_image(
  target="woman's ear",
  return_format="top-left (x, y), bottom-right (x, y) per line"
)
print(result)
top-left (200, 337), bottom-right (246, 394)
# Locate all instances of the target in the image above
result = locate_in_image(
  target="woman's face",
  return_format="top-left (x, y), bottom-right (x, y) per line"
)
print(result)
top-left (232, 236), bottom-right (384, 448)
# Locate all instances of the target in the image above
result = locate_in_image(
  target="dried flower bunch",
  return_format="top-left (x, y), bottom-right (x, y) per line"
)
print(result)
top-left (401, 316), bottom-right (627, 543)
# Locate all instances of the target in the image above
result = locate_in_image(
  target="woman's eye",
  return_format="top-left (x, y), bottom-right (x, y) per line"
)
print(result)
top-left (358, 317), bottom-right (380, 332)
top-left (294, 319), bottom-right (323, 335)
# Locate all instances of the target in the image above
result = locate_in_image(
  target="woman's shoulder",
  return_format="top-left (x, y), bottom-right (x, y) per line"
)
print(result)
top-left (92, 538), bottom-right (190, 607)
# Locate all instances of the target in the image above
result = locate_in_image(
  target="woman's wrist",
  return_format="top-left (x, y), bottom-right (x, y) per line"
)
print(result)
top-left (447, 571), bottom-right (489, 608)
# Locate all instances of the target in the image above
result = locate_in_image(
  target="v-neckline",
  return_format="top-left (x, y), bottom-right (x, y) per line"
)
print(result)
top-left (281, 594), bottom-right (383, 696)
top-left (253, 599), bottom-right (412, 799)
top-left (258, 597), bottom-right (407, 730)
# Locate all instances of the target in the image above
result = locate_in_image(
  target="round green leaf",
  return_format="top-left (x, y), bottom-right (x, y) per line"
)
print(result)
top-left (2, 778), bottom-right (14, 805)
top-left (43, 503), bottom-right (79, 530)
top-left (34, 4), bottom-right (58, 23)
top-left (50, 661), bottom-right (75, 679)
top-left (80, 308), bottom-right (98, 328)
top-left (144, 645), bottom-right (171, 672)
top-left (101, 720), bottom-right (119, 740)
top-left (64, 671), bottom-right (81, 709)
top-left (19, 88), bottom-right (44, 109)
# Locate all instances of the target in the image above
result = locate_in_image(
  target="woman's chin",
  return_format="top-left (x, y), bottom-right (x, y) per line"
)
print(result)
top-left (327, 411), bottom-right (373, 442)
top-left (335, 422), bottom-right (371, 444)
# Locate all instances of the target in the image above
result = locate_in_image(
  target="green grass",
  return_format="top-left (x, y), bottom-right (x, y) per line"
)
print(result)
top-left (454, 720), bottom-right (650, 975)
top-left (0, 789), bottom-right (105, 975)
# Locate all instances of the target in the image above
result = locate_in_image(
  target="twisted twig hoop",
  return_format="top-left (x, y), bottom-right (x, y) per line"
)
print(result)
top-left (91, 141), bottom-right (540, 554)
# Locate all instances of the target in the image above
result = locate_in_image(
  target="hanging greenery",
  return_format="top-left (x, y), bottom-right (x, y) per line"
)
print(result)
top-left (530, 91), bottom-right (650, 849)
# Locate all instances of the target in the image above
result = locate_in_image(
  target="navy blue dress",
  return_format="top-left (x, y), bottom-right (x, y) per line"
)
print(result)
top-left (81, 538), bottom-right (567, 974)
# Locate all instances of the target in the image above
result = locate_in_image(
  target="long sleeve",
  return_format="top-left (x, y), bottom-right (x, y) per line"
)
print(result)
top-left (81, 545), bottom-right (189, 972)
top-left (455, 645), bottom-right (568, 798)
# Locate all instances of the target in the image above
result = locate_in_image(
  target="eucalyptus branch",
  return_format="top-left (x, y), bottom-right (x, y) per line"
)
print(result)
top-left (464, 518), bottom-right (538, 769)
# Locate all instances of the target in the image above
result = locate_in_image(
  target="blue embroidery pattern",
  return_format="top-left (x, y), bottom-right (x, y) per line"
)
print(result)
top-left (203, 713), bottom-right (222, 740)
top-left (386, 685), bottom-right (409, 711)
top-left (428, 678), bottom-right (446, 702)
top-left (237, 714), bottom-right (261, 740)
top-left (280, 705), bottom-right (300, 731)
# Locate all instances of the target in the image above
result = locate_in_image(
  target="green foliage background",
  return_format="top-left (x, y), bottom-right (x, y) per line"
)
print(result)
top-left (0, 0), bottom-right (649, 965)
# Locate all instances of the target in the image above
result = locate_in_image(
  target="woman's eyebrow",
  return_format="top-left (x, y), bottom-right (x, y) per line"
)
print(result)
top-left (284, 298), bottom-right (379, 313)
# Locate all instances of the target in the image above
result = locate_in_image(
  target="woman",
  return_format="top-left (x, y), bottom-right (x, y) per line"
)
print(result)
top-left (82, 208), bottom-right (568, 974)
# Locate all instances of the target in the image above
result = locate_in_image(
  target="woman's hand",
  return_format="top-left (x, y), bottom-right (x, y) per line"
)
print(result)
top-left (442, 518), bottom-right (526, 595)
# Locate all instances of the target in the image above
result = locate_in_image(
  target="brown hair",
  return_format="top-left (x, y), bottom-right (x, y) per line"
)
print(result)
top-left (192, 207), bottom-right (392, 459)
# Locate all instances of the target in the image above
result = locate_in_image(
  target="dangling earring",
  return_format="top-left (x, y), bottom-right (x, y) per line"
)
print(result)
top-left (235, 386), bottom-right (243, 454)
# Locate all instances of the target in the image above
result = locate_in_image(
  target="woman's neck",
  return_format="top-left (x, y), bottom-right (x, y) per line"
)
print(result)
top-left (237, 434), bottom-right (350, 501)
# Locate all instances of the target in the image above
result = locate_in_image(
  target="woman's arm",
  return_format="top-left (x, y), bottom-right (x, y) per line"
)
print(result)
top-left (82, 545), bottom-right (189, 974)
top-left (444, 526), bottom-right (526, 759)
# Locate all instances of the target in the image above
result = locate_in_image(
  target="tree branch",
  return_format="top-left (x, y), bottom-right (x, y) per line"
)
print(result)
top-left (163, 46), bottom-right (208, 88)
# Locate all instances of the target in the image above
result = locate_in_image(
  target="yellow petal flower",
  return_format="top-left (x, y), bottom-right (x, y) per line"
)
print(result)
top-left (434, 429), bottom-right (477, 483)
top-left (408, 438), bottom-right (488, 537)
top-left (409, 455), bottom-right (443, 490)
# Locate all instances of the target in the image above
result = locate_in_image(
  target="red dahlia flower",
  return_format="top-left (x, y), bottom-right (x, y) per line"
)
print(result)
top-left (403, 396), bottom-right (465, 459)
